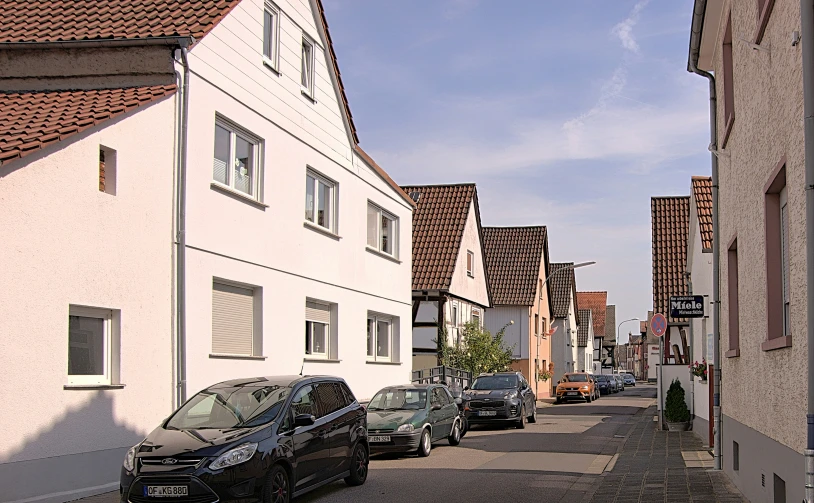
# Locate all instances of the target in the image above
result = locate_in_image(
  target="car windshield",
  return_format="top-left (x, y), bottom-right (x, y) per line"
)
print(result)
top-left (166, 385), bottom-right (291, 429)
top-left (471, 375), bottom-right (518, 390)
top-left (595, 375), bottom-right (607, 381)
top-left (367, 388), bottom-right (427, 410)
top-left (563, 374), bottom-right (589, 382)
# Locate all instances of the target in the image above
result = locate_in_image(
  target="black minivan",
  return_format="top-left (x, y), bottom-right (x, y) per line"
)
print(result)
top-left (120, 376), bottom-right (368, 503)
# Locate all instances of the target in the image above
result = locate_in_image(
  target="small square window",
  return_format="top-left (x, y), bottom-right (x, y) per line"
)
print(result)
top-left (212, 280), bottom-right (263, 357)
top-left (305, 300), bottom-right (335, 359)
top-left (301, 36), bottom-right (315, 98)
top-left (212, 117), bottom-right (263, 200)
top-left (367, 202), bottom-right (398, 258)
top-left (467, 250), bottom-right (475, 277)
top-left (68, 305), bottom-right (118, 385)
top-left (99, 146), bottom-right (116, 195)
top-left (305, 169), bottom-right (337, 231)
top-left (262, 2), bottom-right (280, 71)
top-left (367, 313), bottom-right (398, 362)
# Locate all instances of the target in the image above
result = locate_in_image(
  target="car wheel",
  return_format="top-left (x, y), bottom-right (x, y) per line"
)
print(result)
top-left (266, 465), bottom-right (290, 503)
top-left (448, 420), bottom-right (462, 446)
top-left (555, 397), bottom-right (561, 404)
top-left (516, 406), bottom-right (526, 429)
top-left (344, 442), bottom-right (368, 486)
top-left (586, 393), bottom-right (592, 403)
top-left (528, 404), bottom-right (537, 423)
top-left (417, 428), bottom-right (432, 457)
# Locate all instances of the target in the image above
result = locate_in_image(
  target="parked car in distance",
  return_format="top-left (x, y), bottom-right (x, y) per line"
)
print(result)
top-left (623, 373), bottom-right (636, 386)
top-left (120, 375), bottom-right (368, 503)
top-left (464, 372), bottom-right (537, 428)
top-left (366, 384), bottom-right (462, 457)
top-left (614, 374), bottom-right (625, 391)
top-left (594, 374), bottom-right (612, 395)
top-left (555, 372), bottom-right (598, 403)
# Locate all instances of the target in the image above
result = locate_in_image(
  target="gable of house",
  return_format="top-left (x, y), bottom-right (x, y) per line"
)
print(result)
top-left (576, 291), bottom-right (607, 341)
top-left (691, 176), bottom-right (713, 252)
top-left (482, 226), bottom-right (548, 306)
top-left (577, 309), bottom-right (592, 347)
top-left (550, 262), bottom-right (581, 326)
top-left (651, 196), bottom-right (690, 323)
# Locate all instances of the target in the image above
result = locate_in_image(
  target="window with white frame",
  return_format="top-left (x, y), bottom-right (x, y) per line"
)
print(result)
top-left (452, 303), bottom-right (459, 346)
top-left (213, 117), bottom-right (262, 199)
top-left (472, 308), bottom-right (480, 327)
top-left (367, 202), bottom-right (398, 257)
top-left (466, 250), bottom-right (474, 277)
top-left (301, 36), bottom-right (315, 97)
top-left (781, 186), bottom-right (790, 336)
top-left (262, 1), bottom-right (280, 71)
top-left (305, 169), bottom-right (336, 231)
top-left (367, 313), bottom-right (397, 362)
top-left (212, 281), bottom-right (262, 356)
top-left (68, 306), bottom-right (118, 385)
top-left (305, 300), bottom-right (332, 358)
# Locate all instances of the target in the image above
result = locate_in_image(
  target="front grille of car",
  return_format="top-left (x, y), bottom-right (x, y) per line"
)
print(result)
top-left (368, 428), bottom-right (394, 434)
top-left (469, 400), bottom-right (505, 409)
top-left (140, 458), bottom-right (203, 468)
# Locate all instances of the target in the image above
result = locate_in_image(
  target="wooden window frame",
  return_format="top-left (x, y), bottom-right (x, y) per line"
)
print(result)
top-left (754, 0), bottom-right (776, 45)
top-left (763, 157), bottom-right (792, 350)
top-left (725, 236), bottom-right (740, 357)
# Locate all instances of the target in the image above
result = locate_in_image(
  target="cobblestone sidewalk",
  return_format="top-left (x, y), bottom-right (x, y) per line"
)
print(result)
top-left (586, 406), bottom-right (747, 503)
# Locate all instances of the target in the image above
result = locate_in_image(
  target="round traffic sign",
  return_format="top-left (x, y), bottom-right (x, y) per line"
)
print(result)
top-left (651, 313), bottom-right (667, 337)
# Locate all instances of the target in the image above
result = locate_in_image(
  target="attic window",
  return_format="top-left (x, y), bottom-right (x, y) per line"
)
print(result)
top-left (99, 146), bottom-right (117, 195)
top-left (409, 191), bottom-right (421, 203)
top-left (301, 36), bottom-right (315, 99)
top-left (467, 250), bottom-right (475, 277)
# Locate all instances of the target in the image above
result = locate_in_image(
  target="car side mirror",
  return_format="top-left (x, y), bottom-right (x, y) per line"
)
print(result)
top-left (463, 386), bottom-right (470, 391)
top-left (556, 380), bottom-right (561, 384)
top-left (454, 397), bottom-right (462, 405)
top-left (431, 403), bottom-right (442, 411)
top-left (293, 414), bottom-right (315, 427)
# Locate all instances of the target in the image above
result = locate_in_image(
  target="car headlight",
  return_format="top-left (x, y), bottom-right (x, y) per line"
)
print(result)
top-left (123, 444), bottom-right (138, 472)
top-left (209, 443), bottom-right (258, 470)
top-left (504, 391), bottom-right (518, 400)
top-left (581, 385), bottom-right (590, 390)
top-left (397, 424), bottom-right (415, 432)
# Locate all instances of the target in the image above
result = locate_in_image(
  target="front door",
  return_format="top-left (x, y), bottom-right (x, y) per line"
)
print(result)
top-left (287, 384), bottom-right (331, 490)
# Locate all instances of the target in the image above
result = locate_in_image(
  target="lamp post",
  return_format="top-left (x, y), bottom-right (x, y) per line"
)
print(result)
top-left (535, 261), bottom-right (596, 398)
top-left (615, 318), bottom-right (639, 373)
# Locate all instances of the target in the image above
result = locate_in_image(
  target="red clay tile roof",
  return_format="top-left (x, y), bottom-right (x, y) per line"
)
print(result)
top-left (577, 309), bottom-right (592, 346)
top-left (0, 85), bottom-right (177, 165)
top-left (0, 0), bottom-right (241, 43)
top-left (400, 184), bottom-right (480, 292)
top-left (577, 292), bottom-right (607, 340)
top-left (691, 176), bottom-right (713, 251)
top-left (550, 263), bottom-right (580, 323)
top-left (640, 320), bottom-right (647, 334)
top-left (482, 226), bottom-right (547, 306)
top-left (651, 196), bottom-right (690, 322)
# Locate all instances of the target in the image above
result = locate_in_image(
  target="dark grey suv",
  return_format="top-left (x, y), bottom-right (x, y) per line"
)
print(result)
top-left (463, 372), bottom-right (537, 428)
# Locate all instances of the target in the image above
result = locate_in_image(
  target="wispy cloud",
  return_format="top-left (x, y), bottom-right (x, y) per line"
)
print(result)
top-left (611, 0), bottom-right (650, 54)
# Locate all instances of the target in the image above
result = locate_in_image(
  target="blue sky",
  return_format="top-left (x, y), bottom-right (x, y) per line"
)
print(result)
top-left (325, 0), bottom-right (711, 343)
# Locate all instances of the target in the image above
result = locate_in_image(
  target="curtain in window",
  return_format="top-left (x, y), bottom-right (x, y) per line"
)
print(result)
top-left (213, 125), bottom-right (230, 184)
top-left (367, 205), bottom-right (378, 248)
top-left (305, 175), bottom-right (315, 222)
top-left (234, 136), bottom-right (253, 194)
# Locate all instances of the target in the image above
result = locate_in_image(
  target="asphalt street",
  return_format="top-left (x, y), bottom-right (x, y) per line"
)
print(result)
top-left (298, 384), bottom-right (659, 503)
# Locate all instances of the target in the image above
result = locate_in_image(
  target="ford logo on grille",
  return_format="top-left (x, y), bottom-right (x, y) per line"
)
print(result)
top-left (161, 458), bottom-right (178, 465)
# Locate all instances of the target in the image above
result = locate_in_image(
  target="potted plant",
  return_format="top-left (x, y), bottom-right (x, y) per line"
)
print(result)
top-left (690, 359), bottom-right (707, 381)
top-left (537, 369), bottom-right (552, 382)
top-left (664, 378), bottom-right (690, 431)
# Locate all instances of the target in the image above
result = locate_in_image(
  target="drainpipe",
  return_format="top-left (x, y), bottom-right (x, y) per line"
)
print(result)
top-left (175, 40), bottom-right (192, 409)
top-left (687, 0), bottom-right (721, 469)
top-left (801, 1), bottom-right (814, 500)
top-left (685, 273), bottom-right (695, 425)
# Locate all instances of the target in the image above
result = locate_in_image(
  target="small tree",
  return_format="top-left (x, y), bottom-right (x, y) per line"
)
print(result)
top-left (436, 321), bottom-right (514, 376)
top-left (664, 378), bottom-right (690, 423)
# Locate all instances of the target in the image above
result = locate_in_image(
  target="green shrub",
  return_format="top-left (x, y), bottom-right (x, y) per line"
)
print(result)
top-left (664, 378), bottom-right (690, 423)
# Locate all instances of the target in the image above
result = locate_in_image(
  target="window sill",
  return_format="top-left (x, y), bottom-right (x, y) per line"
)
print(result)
top-left (301, 88), bottom-right (316, 103)
top-left (210, 182), bottom-right (268, 209)
top-left (366, 246), bottom-right (401, 263)
top-left (262, 57), bottom-right (281, 75)
top-left (304, 221), bottom-right (341, 240)
top-left (725, 348), bottom-right (740, 358)
top-left (304, 358), bottom-right (342, 363)
top-left (64, 384), bottom-right (125, 390)
top-left (754, 0), bottom-right (776, 44)
top-left (721, 114), bottom-right (735, 149)
top-left (761, 335), bottom-right (792, 352)
top-left (366, 360), bottom-right (402, 366)
top-left (209, 353), bottom-right (267, 360)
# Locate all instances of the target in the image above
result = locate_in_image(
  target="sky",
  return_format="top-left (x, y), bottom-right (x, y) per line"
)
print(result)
top-left (324, 0), bottom-right (711, 344)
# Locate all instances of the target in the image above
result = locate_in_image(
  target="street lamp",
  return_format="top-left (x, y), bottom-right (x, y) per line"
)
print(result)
top-left (535, 261), bottom-right (596, 397)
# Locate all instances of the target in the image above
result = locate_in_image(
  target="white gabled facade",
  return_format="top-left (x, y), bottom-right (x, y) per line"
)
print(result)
top-left (182, 0), bottom-right (413, 401)
top-left (551, 296), bottom-right (578, 383)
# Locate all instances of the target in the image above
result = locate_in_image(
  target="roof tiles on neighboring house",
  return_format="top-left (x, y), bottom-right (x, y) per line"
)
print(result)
top-left (400, 184), bottom-right (480, 291)
top-left (549, 262), bottom-right (580, 326)
top-left (691, 176), bottom-right (713, 251)
top-left (651, 196), bottom-right (690, 323)
top-left (577, 292), bottom-right (607, 340)
top-left (640, 320), bottom-right (647, 334)
top-left (482, 226), bottom-right (547, 306)
top-left (577, 309), bottom-right (592, 346)
top-left (0, 85), bottom-right (177, 165)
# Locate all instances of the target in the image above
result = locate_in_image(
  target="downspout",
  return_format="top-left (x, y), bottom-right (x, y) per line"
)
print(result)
top-left (175, 40), bottom-right (192, 409)
top-left (687, 0), bottom-right (721, 469)
top-left (801, 0), bottom-right (814, 500)
top-left (685, 273), bottom-right (695, 426)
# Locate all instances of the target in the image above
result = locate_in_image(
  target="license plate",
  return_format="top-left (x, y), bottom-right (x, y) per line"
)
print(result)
top-left (568, 392), bottom-right (578, 396)
top-left (478, 410), bottom-right (497, 416)
top-left (369, 435), bottom-right (391, 442)
top-left (144, 486), bottom-right (188, 498)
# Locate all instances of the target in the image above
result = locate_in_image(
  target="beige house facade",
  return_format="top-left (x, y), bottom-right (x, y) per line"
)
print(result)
top-left (690, 0), bottom-right (807, 501)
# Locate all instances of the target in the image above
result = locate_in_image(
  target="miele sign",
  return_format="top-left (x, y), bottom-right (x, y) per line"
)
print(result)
top-left (669, 295), bottom-right (704, 318)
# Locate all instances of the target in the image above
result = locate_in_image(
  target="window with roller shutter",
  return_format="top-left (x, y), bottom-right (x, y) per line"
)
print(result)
top-left (212, 281), bottom-right (258, 356)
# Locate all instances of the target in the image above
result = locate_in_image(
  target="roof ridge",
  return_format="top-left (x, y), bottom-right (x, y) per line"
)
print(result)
top-left (651, 195), bottom-right (691, 200)
top-left (401, 182), bottom-right (477, 189)
top-left (482, 225), bottom-right (547, 230)
top-left (691, 175), bottom-right (712, 180)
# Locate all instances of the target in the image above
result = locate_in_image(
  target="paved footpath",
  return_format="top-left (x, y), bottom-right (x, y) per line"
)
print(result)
top-left (581, 405), bottom-right (747, 503)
